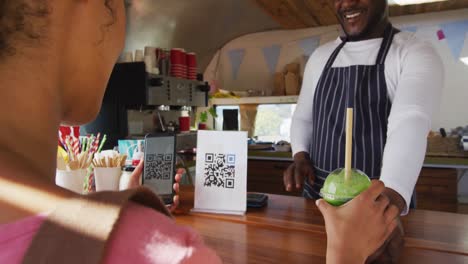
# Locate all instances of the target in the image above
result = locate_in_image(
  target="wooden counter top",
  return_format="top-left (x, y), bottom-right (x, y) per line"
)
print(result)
top-left (173, 186), bottom-right (468, 263)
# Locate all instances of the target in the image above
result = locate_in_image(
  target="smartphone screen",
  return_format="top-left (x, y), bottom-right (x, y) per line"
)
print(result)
top-left (143, 133), bottom-right (176, 205)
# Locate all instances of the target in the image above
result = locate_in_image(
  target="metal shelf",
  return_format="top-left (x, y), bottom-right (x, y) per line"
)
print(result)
top-left (210, 96), bottom-right (298, 105)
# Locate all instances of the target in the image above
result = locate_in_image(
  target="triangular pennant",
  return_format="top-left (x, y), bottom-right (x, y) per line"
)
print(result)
top-left (262, 44), bottom-right (282, 74)
top-left (401, 26), bottom-right (417, 33)
top-left (298, 36), bottom-right (320, 56)
top-left (437, 30), bottom-right (445, 40)
top-left (440, 20), bottom-right (468, 59)
top-left (228, 49), bottom-right (245, 80)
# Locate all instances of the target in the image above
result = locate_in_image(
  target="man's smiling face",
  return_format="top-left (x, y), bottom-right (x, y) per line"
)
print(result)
top-left (333, 0), bottom-right (388, 39)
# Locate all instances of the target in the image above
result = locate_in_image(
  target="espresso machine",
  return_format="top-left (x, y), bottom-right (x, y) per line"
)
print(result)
top-left (82, 62), bottom-right (209, 150)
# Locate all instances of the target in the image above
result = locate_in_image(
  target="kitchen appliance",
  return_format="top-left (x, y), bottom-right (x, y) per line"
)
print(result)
top-left (82, 62), bottom-right (209, 150)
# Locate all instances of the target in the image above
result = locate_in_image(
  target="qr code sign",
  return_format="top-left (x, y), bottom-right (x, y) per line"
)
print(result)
top-left (144, 154), bottom-right (173, 180)
top-left (204, 153), bottom-right (235, 189)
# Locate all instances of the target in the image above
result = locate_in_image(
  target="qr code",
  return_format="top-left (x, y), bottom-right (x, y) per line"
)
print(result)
top-left (204, 153), bottom-right (236, 189)
top-left (144, 154), bottom-right (173, 180)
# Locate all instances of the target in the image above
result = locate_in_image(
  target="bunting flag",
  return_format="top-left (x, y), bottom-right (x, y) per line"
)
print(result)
top-left (228, 49), bottom-right (245, 80)
top-left (298, 36), bottom-right (320, 56)
top-left (437, 30), bottom-right (446, 40)
top-left (401, 26), bottom-right (417, 33)
top-left (439, 20), bottom-right (468, 59)
top-left (262, 44), bottom-right (282, 74)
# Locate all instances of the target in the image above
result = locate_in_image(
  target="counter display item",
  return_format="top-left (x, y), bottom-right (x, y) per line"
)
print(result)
top-left (56, 133), bottom-right (108, 193)
top-left (320, 168), bottom-right (371, 206)
top-left (320, 108), bottom-right (371, 206)
top-left (143, 133), bottom-right (177, 205)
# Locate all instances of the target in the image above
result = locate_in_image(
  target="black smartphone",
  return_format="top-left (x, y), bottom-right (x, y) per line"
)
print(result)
top-left (247, 193), bottom-right (268, 208)
top-left (143, 133), bottom-right (176, 205)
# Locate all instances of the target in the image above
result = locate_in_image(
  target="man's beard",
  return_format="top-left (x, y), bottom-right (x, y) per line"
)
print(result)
top-left (343, 8), bottom-right (387, 41)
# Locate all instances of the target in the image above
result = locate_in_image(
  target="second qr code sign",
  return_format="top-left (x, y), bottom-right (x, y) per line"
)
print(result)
top-left (194, 130), bottom-right (247, 215)
top-left (204, 154), bottom-right (236, 189)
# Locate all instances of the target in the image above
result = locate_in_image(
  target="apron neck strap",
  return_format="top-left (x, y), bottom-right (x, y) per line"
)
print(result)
top-left (376, 23), bottom-right (399, 65)
top-left (324, 23), bottom-right (399, 69)
top-left (324, 40), bottom-right (346, 69)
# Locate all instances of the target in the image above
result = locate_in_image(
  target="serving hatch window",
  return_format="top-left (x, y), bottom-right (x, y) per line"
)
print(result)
top-left (214, 104), bottom-right (296, 143)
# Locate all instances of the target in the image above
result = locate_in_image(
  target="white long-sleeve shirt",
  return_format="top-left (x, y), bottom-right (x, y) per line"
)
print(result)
top-left (291, 32), bottom-right (444, 214)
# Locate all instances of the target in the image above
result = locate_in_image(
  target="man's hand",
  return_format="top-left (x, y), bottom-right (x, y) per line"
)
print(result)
top-left (124, 160), bottom-right (183, 212)
top-left (366, 188), bottom-right (406, 263)
top-left (283, 152), bottom-right (315, 191)
top-left (316, 180), bottom-right (399, 264)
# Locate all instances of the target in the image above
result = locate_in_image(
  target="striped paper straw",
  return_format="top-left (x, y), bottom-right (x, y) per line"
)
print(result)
top-left (58, 131), bottom-right (67, 151)
top-left (88, 135), bottom-right (94, 152)
top-left (73, 137), bottom-right (80, 156)
top-left (90, 134), bottom-right (100, 154)
top-left (65, 136), bottom-right (75, 161)
top-left (87, 168), bottom-right (94, 192)
top-left (82, 137), bottom-right (88, 152)
top-left (97, 134), bottom-right (107, 153)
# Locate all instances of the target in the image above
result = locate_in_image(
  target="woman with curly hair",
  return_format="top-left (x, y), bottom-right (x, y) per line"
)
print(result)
top-left (0, 1), bottom-right (397, 263)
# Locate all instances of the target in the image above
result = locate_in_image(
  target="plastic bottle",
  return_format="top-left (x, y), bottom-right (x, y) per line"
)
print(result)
top-left (179, 110), bottom-right (190, 133)
top-left (119, 166), bottom-right (137, 190)
top-left (132, 141), bottom-right (144, 166)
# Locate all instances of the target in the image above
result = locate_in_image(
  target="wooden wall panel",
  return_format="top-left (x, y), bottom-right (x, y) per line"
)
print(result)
top-left (253, 0), bottom-right (468, 29)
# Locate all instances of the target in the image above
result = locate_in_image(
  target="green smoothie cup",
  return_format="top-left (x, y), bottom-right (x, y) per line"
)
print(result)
top-left (319, 107), bottom-right (372, 206)
top-left (320, 168), bottom-right (371, 206)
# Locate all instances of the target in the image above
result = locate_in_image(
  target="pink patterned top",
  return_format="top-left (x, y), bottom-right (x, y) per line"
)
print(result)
top-left (0, 202), bottom-right (221, 264)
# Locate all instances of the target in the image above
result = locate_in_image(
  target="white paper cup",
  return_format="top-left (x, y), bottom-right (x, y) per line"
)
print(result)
top-left (118, 170), bottom-right (141, 190)
top-left (144, 46), bottom-right (156, 57)
top-left (56, 169), bottom-right (87, 194)
top-left (144, 55), bottom-right (155, 72)
top-left (121, 51), bottom-right (134, 63)
top-left (134, 49), bottom-right (144, 62)
top-left (94, 167), bottom-right (122, 192)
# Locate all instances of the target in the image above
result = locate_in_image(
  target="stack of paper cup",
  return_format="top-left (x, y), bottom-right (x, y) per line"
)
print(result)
top-left (120, 51), bottom-right (134, 63)
top-left (56, 169), bottom-right (87, 194)
top-left (144, 46), bottom-right (156, 57)
top-left (170, 48), bottom-right (187, 79)
top-left (144, 55), bottom-right (155, 73)
top-left (159, 49), bottom-right (170, 76)
top-left (186, 52), bottom-right (197, 80)
top-left (134, 49), bottom-right (144, 62)
top-left (144, 46), bottom-right (156, 73)
top-left (94, 167), bottom-right (122, 191)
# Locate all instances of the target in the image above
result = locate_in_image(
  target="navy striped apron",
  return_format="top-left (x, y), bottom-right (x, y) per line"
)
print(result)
top-left (304, 25), bottom-right (398, 199)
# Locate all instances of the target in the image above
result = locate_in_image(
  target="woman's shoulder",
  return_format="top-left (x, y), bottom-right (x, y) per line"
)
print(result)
top-left (0, 214), bottom-right (46, 264)
top-left (103, 202), bottom-right (222, 264)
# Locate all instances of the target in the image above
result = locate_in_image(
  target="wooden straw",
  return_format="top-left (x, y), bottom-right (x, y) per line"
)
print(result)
top-left (120, 155), bottom-right (127, 167)
top-left (345, 108), bottom-right (354, 182)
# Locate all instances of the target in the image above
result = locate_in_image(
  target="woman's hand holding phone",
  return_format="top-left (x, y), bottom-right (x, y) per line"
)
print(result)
top-left (123, 159), bottom-right (183, 212)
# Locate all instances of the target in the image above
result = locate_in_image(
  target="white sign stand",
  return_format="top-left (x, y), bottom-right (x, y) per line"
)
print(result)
top-left (192, 130), bottom-right (247, 215)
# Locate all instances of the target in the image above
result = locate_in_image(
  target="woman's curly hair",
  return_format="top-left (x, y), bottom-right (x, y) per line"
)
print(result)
top-left (0, 0), bottom-right (115, 59)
